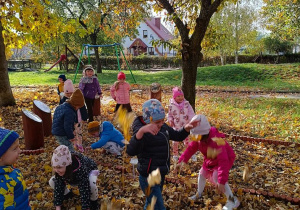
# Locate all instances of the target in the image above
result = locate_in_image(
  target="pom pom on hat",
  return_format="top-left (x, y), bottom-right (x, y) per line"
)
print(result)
top-left (68, 89), bottom-right (84, 108)
top-left (172, 87), bottom-right (184, 99)
top-left (58, 74), bottom-right (67, 81)
top-left (64, 79), bottom-right (75, 94)
top-left (142, 99), bottom-right (165, 124)
top-left (0, 128), bottom-right (19, 157)
top-left (117, 71), bottom-right (126, 80)
top-left (190, 114), bottom-right (211, 135)
top-left (51, 145), bottom-right (72, 167)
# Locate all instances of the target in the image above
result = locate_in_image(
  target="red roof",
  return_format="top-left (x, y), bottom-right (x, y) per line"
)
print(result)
top-left (145, 17), bottom-right (175, 41)
top-left (129, 38), bottom-right (148, 48)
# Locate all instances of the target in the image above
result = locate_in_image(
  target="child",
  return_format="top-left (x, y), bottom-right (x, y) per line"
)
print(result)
top-left (49, 145), bottom-right (99, 210)
top-left (110, 71), bottom-right (132, 113)
top-left (52, 89), bottom-right (85, 152)
top-left (168, 87), bottom-right (195, 161)
top-left (178, 114), bottom-right (240, 210)
top-left (0, 128), bottom-right (31, 209)
top-left (79, 66), bottom-right (102, 122)
top-left (87, 121), bottom-right (125, 156)
top-left (126, 99), bottom-right (198, 210)
top-left (61, 79), bottom-right (88, 152)
top-left (57, 74), bottom-right (67, 103)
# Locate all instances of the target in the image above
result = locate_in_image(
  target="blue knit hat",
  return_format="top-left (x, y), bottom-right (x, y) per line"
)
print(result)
top-left (0, 128), bottom-right (19, 157)
top-left (142, 99), bottom-right (165, 124)
top-left (58, 74), bottom-right (67, 81)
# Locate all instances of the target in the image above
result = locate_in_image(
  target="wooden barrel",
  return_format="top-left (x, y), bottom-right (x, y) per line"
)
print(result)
top-left (33, 100), bottom-right (52, 136)
top-left (150, 83), bottom-right (162, 101)
top-left (93, 97), bottom-right (101, 116)
top-left (22, 109), bottom-right (44, 150)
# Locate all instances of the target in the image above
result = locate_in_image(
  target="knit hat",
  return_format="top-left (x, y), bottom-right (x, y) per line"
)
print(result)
top-left (51, 145), bottom-right (72, 167)
top-left (88, 121), bottom-right (103, 134)
top-left (190, 114), bottom-right (211, 135)
top-left (64, 79), bottom-right (75, 94)
top-left (58, 75), bottom-right (67, 81)
top-left (172, 87), bottom-right (184, 99)
top-left (83, 65), bottom-right (95, 73)
top-left (68, 89), bottom-right (84, 107)
top-left (142, 99), bottom-right (165, 124)
top-left (0, 128), bottom-right (19, 157)
top-left (117, 71), bottom-right (126, 80)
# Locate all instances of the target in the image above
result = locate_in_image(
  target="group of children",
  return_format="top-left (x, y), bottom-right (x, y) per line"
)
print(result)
top-left (0, 66), bottom-right (240, 210)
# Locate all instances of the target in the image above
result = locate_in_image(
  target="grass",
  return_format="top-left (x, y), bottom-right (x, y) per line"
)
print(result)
top-left (9, 63), bottom-right (300, 91)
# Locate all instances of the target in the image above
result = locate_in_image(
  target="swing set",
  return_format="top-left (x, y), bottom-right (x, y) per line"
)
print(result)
top-left (73, 43), bottom-right (136, 84)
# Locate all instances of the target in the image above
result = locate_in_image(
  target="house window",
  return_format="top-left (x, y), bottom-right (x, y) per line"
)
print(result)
top-left (148, 47), bottom-right (154, 55)
top-left (143, 30), bottom-right (148, 38)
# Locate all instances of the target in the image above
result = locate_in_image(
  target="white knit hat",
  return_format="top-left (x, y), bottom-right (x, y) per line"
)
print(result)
top-left (190, 114), bottom-right (211, 135)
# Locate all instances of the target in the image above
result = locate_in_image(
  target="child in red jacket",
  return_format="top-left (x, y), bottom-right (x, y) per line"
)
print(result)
top-left (178, 114), bottom-right (240, 210)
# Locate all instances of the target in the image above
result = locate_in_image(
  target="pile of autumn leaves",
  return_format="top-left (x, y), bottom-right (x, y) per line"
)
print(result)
top-left (0, 86), bottom-right (299, 209)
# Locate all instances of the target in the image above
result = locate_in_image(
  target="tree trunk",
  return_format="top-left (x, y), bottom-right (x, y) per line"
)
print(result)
top-left (0, 21), bottom-right (15, 107)
top-left (181, 44), bottom-right (202, 110)
top-left (90, 33), bottom-right (102, 74)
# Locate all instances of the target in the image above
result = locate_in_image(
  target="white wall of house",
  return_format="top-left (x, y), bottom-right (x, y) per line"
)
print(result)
top-left (122, 22), bottom-right (176, 56)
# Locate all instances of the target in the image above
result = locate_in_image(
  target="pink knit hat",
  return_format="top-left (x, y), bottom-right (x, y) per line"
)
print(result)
top-left (172, 87), bottom-right (184, 99)
top-left (64, 79), bottom-right (75, 94)
top-left (51, 145), bottom-right (72, 167)
top-left (117, 72), bottom-right (126, 80)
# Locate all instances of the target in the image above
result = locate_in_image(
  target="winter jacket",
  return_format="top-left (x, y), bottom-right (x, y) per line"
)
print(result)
top-left (53, 152), bottom-right (97, 210)
top-left (110, 82), bottom-right (131, 104)
top-left (57, 83), bottom-right (64, 95)
top-left (91, 121), bottom-right (125, 149)
top-left (168, 98), bottom-right (195, 130)
top-left (52, 102), bottom-right (77, 139)
top-left (126, 116), bottom-right (190, 177)
top-left (79, 77), bottom-right (102, 99)
top-left (179, 127), bottom-right (235, 185)
top-left (0, 166), bottom-right (31, 210)
top-left (60, 96), bottom-right (88, 123)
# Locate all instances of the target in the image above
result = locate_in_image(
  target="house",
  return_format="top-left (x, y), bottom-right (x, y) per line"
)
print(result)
top-left (122, 17), bottom-right (176, 56)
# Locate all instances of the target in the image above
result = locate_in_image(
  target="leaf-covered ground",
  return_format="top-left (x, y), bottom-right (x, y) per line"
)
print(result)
top-left (0, 85), bottom-right (299, 209)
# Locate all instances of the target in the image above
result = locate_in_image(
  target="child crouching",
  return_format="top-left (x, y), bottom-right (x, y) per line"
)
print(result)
top-left (87, 121), bottom-right (125, 157)
top-left (49, 145), bottom-right (99, 210)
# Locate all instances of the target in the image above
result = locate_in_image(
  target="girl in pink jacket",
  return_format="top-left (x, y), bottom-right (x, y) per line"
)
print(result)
top-left (110, 72), bottom-right (132, 113)
top-left (178, 115), bottom-right (240, 210)
top-left (168, 87), bottom-right (195, 161)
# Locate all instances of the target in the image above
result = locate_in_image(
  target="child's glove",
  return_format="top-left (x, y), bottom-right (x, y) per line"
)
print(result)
top-left (95, 94), bottom-right (100, 99)
top-left (59, 92), bottom-right (64, 99)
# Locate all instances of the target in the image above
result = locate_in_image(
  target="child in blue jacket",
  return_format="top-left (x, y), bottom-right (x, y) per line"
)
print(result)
top-left (0, 128), bottom-right (31, 209)
top-left (88, 121), bottom-right (125, 156)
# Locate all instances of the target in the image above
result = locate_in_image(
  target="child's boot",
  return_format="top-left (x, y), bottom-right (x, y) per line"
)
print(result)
top-left (90, 199), bottom-right (100, 210)
top-left (222, 196), bottom-right (240, 210)
top-left (189, 192), bottom-right (201, 201)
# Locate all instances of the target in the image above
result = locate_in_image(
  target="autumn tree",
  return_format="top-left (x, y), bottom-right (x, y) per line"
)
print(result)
top-left (150, 0), bottom-right (237, 109)
top-left (48, 0), bottom-right (150, 73)
top-left (262, 0), bottom-right (300, 40)
top-left (0, 0), bottom-right (59, 106)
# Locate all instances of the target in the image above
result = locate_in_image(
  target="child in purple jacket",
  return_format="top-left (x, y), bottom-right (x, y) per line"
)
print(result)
top-left (178, 114), bottom-right (240, 210)
top-left (79, 65), bottom-right (102, 122)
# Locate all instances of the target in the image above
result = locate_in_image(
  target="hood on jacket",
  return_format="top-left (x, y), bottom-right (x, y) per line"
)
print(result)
top-left (101, 121), bottom-right (114, 135)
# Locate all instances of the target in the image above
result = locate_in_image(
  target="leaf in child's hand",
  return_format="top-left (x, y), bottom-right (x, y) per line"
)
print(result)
top-left (190, 134), bottom-right (202, 141)
top-left (207, 147), bottom-right (222, 159)
top-left (212, 137), bottom-right (226, 146)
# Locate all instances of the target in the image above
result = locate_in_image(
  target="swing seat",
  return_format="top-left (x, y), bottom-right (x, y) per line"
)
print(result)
top-left (131, 84), bottom-right (143, 98)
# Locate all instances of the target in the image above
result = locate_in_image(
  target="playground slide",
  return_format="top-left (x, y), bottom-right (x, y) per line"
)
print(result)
top-left (45, 54), bottom-right (67, 72)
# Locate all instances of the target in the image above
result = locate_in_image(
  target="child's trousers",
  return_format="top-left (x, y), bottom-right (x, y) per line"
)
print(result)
top-left (103, 141), bottom-right (123, 156)
top-left (49, 170), bottom-right (99, 201)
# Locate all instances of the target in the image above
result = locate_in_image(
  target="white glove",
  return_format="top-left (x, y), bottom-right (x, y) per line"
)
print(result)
top-left (59, 92), bottom-right (64, 99)
top-left (95, 94), bottom-right (100, 99)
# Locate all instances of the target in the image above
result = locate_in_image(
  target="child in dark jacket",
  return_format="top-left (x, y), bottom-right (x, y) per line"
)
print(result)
top-left (126, 99), bottom-right (198, 210)
top-left (52, 89), bottom-right (85, 152)
top-left (178, 114), bottom-right (240, 210)
top-left (79, 66), bottom-right (102, 122)
top-left (61, 79), bottom-right (88, 152)
top-left (0, 128), bottom-right (31, 209)
top-left (88, 121), bottom-right (125, 156)
top-left (49, 145), bottom-right (99, 210)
